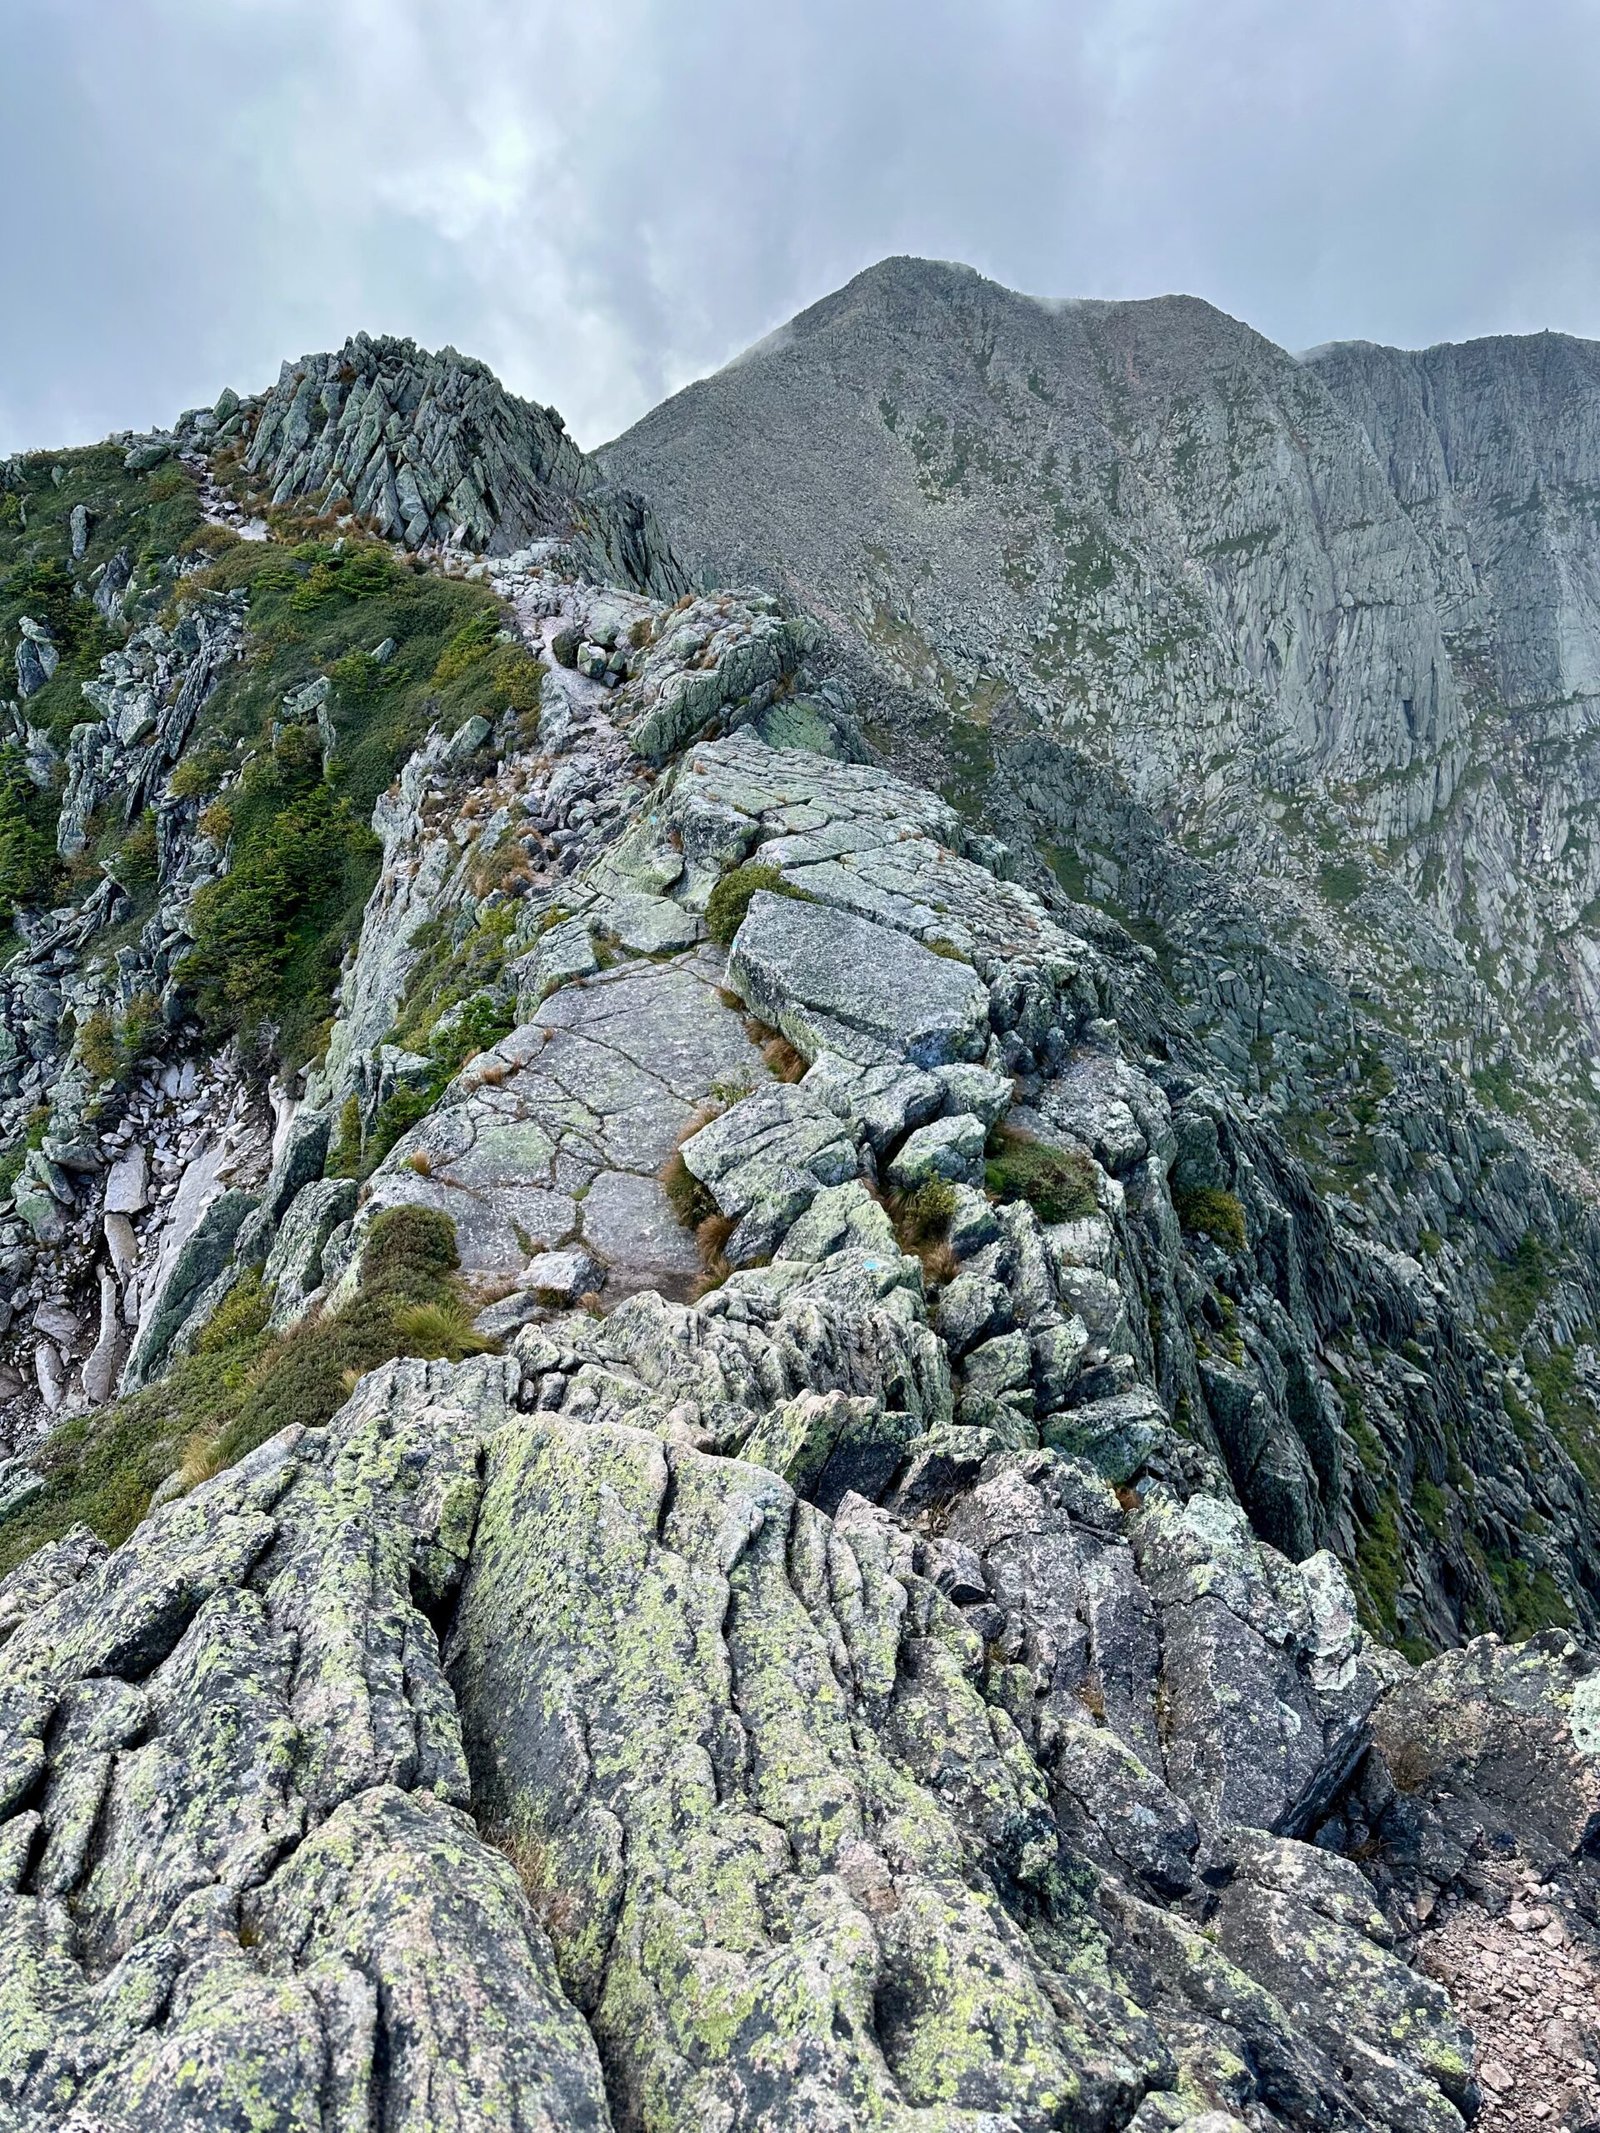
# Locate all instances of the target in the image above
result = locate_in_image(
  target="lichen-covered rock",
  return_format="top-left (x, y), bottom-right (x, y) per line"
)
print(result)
top-left (728, 891), bottom-right (991, 1068)
top-left (679, 1079), bottom-right (861, 1261)
top-left (886, 1111), bottom-right (987, 1189)
top-left (0, 1359), bottom-right (617, 2131)
top-left (262, 1174), bottom-right (359, 1326)
top-left (446, 1416), bottom-right (1146, 2129)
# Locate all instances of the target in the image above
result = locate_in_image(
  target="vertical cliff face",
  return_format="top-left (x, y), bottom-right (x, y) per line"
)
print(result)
top-left (1307, 332), bottom-right (1600, 1045)
top-left (1306, 330), bottom-right (1600, 710)
top-left (600, 262), bottom-right (1600, 1163)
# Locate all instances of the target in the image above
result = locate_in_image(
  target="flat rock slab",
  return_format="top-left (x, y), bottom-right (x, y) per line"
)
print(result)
top-left (363, 953), bottom-right (763, 1295)
top-left (103, 1145), bottom-right (149, 1216)
top-left (600, 891), bottom-right (701, 954)
top-left (728, 891), bottom-right (989, 1068)
top-left (579, 1171), bottom-right (702, 1291)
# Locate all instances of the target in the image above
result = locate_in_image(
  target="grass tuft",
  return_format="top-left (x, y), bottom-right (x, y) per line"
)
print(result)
top-left (1173, 1185), bottom-right (1247, 1253)
top-left (984, 1127), bottom-right (1099, 1225)
top-left (704, 862), bottom-right (811, 946)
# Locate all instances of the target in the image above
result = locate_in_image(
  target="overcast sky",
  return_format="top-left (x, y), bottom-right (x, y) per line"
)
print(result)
top-left (3, 0), bottom-right (1598, 455)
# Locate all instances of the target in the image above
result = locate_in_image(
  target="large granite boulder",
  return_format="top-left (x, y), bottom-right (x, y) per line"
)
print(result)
top-left (728, 891), bottom-right (991, 1067)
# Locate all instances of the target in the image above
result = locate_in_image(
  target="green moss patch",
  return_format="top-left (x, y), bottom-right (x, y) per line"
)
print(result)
top-left (1173, 1185), bottom-right (1247, 1253)
top-left (984, 1127), bottom-right (1098, 1224)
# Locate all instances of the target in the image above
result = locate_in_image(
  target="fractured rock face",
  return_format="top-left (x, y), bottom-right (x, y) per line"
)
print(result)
top-left (0, 1359), bottom-right (614, 2131)
top-left (239, 332), bottom-right (687, 597)
top-left (729, 891), bottom-right (990, 1067)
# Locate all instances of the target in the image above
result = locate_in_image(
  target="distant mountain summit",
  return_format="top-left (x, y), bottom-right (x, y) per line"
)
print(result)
top-left (601, 256), bottom-right (1600, 1162)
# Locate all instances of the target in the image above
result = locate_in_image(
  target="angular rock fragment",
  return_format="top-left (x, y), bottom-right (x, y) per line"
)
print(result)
top-left (728, 891), bottom-right (991, 1067)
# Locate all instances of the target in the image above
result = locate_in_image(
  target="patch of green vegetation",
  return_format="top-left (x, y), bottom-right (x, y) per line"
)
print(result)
top-left (985, 1126), bottom-right (1099, 1224)
top-left (1349, 1049), bottom-right (1395, 1130)
top-left (894, 1176), bottom-right (957, 1247)
top-left (1353, 1488), bottom-right (1404, 1639)
top-left (0, 742), bottom-right (62, 926)
top-left (1042, 844), bottom-right (1090, 902)
top-left (192, 1208), bottom-right (493, 1475)
top-left (389, 905), bottom-right (518, 1057)
top-left (431, 607), bottom-right (500, 683)
top-left (1502, 1376), bottom-right (1538, 1446)
top-left (1412, 1474), bottom-right (1451, 1542)
top-left (72, 991), bottom-right (161, 1088)
top-left (940, 710), bottom-right (998, 819)
top-left (1472, 1058), bottom-right (1523, 1115)
top-left (105, 808), bottom-right (160, 909)
top-left (1485, 1540), bottom-right (1574, 1637)
top-left (327, 1092), bottom-right (364, 1180)
top-left (167, 744), bottom-right (232, 802)
top-left (1319, 859), bottom-right (1366, 908)
top-left (1529, 1341), bottom-right (1600, 1490)
top-left (178, 727), bottom-right (378, 1065)
top-left (0, 1207), bottom-right (492, 1578)
top-left (362, 991), bottom-right (515, 1175)
top-left (1338, 1376), bottom-right (1387, 1476)
top-left (167, 538), bottom-right (540, 1065)
top-left (704, 862), bottom-right (811, 946)
top-left (1486, 1231), bottom-right (1553, 1345)
top-left (0, 447), bottom-right (206, 745)
top-left (1173, 1185), bottom-right (1248, 1253)
top-left (0, 1110), bottom-right (51, 1202)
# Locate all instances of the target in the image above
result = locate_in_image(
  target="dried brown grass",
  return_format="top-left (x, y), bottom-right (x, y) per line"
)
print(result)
top-left (761, 1034), bottom-right (807, 1084)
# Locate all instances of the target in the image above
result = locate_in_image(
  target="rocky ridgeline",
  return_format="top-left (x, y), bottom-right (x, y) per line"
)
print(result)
top-left (6, 789), bottom-right (1600, 2124)
top-left (4, 319), bottom-right (1600, 2126)
top-left (0, 607), bottom-right (1597, 2129)
top-left (189, 332), bottom-right (688, 597)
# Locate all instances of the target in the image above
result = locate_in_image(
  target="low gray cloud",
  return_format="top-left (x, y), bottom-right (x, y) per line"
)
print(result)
top-left (3, 0), bottom-right (1598, 454)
